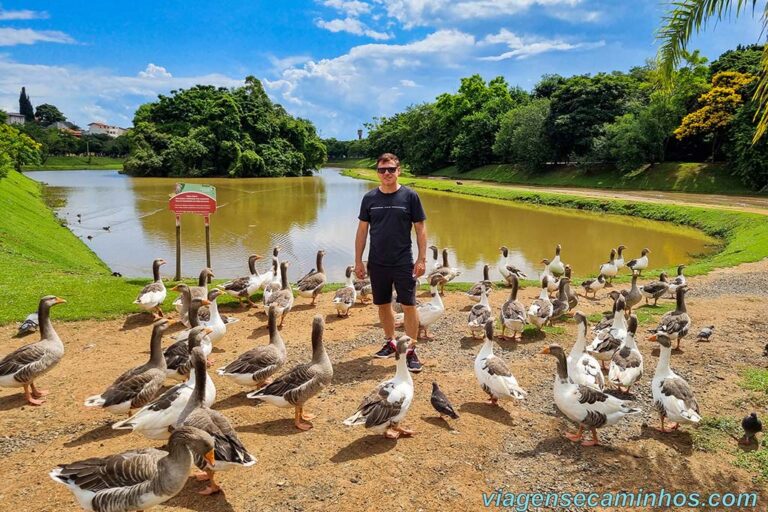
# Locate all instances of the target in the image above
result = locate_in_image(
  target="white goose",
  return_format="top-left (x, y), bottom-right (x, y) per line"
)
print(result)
top-left (599, 248), bottom-right (618, 284)
top-left (527, 276), bottom-right (553, 330)
top-left (626, 248), bottom-right (651, 275)
top-left (475, 320), bottom-right (527, 406)
top-left (615, 244), bottom-right (627, 270)
top-left (332, 266), bottom-right (357, 317)
top-left (394, 274), bottom-right (445, 340)
top-left (651, 332), bottom-right (701, 432)
top-left (499, 274), bottom-right (527, 341)
top-left (541, 344), bottom-right (641, 447)
top-left (133, 258), bottom-right (167, 319)
top-left (171, 289), bottom-right (227, 349)
top-left (498, 246), bottom-right (526, 287)
top-left (218, 254), bottom-right (265, 307)
top-left (547, 244), bottom-right (565, 277)
top-left (343, 337), bottom-right (416, 439)
top-left (568, 312), bottom-right (605, 391)
top-left (587, 295), bottom-right (628, 369)
top-left (540, 259), bottom-right (560, 295)
top-left (608, 315), bottom-right (643, 393)
top-left (667, 264), bottom-right (687, 298)
top-left (467, 283), bottom-right (492, 339)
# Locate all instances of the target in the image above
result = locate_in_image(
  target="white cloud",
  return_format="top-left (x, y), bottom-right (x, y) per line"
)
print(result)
top-left (0, 56), bottom-right (243, 128)
top-left (0, 9), bottom-right (49, 20)
top-left (400, 79), bottom-right (417, 87)
top-left (480, 28), bottom-right (604, 60)
top-left (321, 0), bottom-right (372, 17)
top-left (374, 0), bottom-right (582, 28)
top-left (138, 63), bottom-right (172, 78)
top-left (0, 28), bottom-right (74, 46)
top-left (548, 8), bottom-right (603, 23)
top-left (316, 17), bottom-right (392, 40)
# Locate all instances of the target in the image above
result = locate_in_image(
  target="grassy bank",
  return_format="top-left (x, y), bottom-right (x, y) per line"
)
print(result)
top-left (432, 162), bottom-right (756, 195)
top-left (326, 158), bottom-right (376, 169)
top-left (23, 155), bottom-right (124, 171)
top-left (343, 168), bottom-right (768, 281)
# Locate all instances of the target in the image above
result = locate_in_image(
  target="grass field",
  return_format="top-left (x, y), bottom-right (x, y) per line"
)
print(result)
top-left (23, 155), bottom-right (124, 171)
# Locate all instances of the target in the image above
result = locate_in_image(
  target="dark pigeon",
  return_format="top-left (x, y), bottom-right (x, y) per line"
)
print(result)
top-left (431, 382), bottom-right (459, 420)
top-left (696, 325), bottom-right (715, 342)
top-left (740, 412), bottom-right (763, 445)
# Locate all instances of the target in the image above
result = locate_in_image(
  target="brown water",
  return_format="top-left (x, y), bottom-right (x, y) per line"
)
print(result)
top-left (28, 169), bottom-right (717, 281)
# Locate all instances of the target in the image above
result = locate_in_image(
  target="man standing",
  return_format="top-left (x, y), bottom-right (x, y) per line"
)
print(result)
top-left (354, 153), bottom-right (427, 372)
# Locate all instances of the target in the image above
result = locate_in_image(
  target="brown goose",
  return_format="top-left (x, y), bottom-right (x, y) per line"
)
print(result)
top-left (164, 298), bottom-right (212, 380)
top-left (332, 265), bottom-right (357, 317)
top-left (296, 250), bottom-right (327, 305)
top-left (499, 274), bottom-right (527, 341)
top-left (85, 319), bottom-right (169, 415)
top-left (498, 246), bottom-right (526, 286)
top-left (219, 254), bottom-right (263, 307)
top-left (353, 272), bottom-right (372, 304)
top-left (217, 305), bottom-right (287, 388)
top-left (466, 264), bottom-right (493, 302)
top-left (620, 272), bottom-right (642, 312)
top-left (550, 277), bottom-right (572, 322)
top-left (428, 248), bottom-right (461, 295)
top-left (247, 315), bottom-right (333, 430)
top-left (51, 426), bottom-right (215, 511)
top-left (265, 261), bottom-right (294, 327)
top-left (640, 272), bottom-right (669, 306)
top-left (0, 295), bottom-right (66, 405)
top-left (564, 265), bottom-right (579, 309)
top-left (177, 347), bottom-right (256, 495)
top-left (133, 258), bottom-right (167, 319)
top-left (648, 285), bottom-right (691, 350)
top-left (174, 268), bottom-right (214, 327)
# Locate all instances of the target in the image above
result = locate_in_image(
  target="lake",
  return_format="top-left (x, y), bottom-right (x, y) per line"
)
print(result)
top-left (27, 168), bottom-right (716, 282)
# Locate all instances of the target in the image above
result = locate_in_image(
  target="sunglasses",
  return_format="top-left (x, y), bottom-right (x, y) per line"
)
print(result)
top-left (376, 166), bottom-right (398, 174)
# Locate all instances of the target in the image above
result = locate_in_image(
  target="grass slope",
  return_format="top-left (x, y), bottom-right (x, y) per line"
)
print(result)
top-left (325, 158), bottom-right (376, 169)
top-left (23, 156), bottom-right (124, 171)
top-left (432, 162), bottom-right (755, 195)
top-left (343, 168), bottom-right (768, 283)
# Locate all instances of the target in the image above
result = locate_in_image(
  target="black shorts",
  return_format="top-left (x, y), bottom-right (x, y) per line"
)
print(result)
top-left (368, 262), bottom-right (417, 306)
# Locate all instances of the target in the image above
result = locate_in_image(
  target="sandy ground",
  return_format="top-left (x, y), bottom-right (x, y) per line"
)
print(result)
top-left (1, 260), bottom-right (767, 512)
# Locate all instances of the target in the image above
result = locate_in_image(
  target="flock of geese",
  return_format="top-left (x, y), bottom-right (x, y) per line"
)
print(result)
top-left (1, 243), bottom-right (761, 511)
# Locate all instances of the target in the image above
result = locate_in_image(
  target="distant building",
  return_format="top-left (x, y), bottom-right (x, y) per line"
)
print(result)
top-left (5, 112), bottom-right (25, 125)
top-left (48, 121), bottom-right (82, 137)
top-left (87, 122), bottom-right (128, 138)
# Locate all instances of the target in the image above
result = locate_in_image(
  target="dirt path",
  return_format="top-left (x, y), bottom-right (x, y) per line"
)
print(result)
top-left (1, 260), bottom-right (767, 511)
top-left (429, 176), bottom-right (768, 216)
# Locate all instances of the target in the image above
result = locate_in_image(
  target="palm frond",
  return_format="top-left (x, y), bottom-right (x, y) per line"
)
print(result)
top-left (751, 44), bottom-right (768, 141)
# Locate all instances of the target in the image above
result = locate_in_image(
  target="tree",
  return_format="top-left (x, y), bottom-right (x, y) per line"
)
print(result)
top-left (727, 82), bottom-right (768, 190)
top-left (656, 1), bottom-right (768, 141)
top-left (710, 44), bottom-right (764, 76)
top-left (35, 104), bottom-right (66, 126)
top-left (493, 99), bottom-right (552, 171)
top-left (0, 110), bottom-right (7, 124)
top-left (0, 124), bottom-right (41, 177)
top-left (19, 87), bottom-right (34, 122)
top-left (674, 71), bottom-right (756, 160)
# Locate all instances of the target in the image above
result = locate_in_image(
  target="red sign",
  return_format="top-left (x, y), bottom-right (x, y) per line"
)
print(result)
top-left (169, 183), bottom-right (217, 215)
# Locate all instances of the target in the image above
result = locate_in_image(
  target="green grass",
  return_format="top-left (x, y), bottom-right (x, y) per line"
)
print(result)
top-left (692, 416), bottom-right (740, 453)
top-left (23, 155), bottom-right (124, 171)
top-left (326, 158), bottom-right (376, 169)
top-left (432, 162), bottom-right (756, 195)
top-left (343, 168), bottom-right (768, 284)
top-left (741, 368), bottom-right (768, 395)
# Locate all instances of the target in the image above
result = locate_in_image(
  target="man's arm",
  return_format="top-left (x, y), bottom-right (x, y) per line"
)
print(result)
top-left (354, 220), bottom-right (369, 279)
top-left (413, 221), bottom-right (427, 278)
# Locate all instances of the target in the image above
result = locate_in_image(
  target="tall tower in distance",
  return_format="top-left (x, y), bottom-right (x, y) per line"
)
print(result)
top-left (357, 129), bottom-right (363, 140)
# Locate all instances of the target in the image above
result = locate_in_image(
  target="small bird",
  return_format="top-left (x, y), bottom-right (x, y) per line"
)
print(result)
top-left (17, 313), bottom-right (38, 337)
top-left (764, 344), bottom-right (768, 357)
top-left (456, 181), bottom-right (463, 185)
top-left (696, 325), bottom-right (715, 342)
top-left (740, 412), bottom-right (763, 445)
top-left (86, 235), bottom-right (93, 241)
top-left (102, 226), bottom-right (111, 231)
top-left (430, 382), bottom-right (459, 420)
top-left (111, 271), bottom-right (123, 277)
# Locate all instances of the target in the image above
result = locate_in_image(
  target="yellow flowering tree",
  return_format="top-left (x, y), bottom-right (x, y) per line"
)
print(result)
top-left (0, 124), bottom-right (41, 178)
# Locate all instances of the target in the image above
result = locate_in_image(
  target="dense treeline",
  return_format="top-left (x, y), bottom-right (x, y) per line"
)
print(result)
top-left (123, 76), bottom-right (326, 177)
top-left (355, 44), bottom-right (767, 190)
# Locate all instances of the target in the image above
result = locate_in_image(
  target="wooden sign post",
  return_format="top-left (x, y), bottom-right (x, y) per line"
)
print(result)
top-left (169, 183), bottom-right (217, 281)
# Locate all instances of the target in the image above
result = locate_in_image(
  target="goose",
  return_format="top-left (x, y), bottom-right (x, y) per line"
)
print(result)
top-left (85, 320), bottom-right (169, 415)
top-left (428, 245), bottom-right (440, 270)
top-left (391, 292), bottom-right (421, 315)
top-left (498, 246), bottom-right (526, 286)
top-left (550, 277), bottom-right (572, 322)
top-left (133, 258), bottom-right (167, 319)
top-left (394, 274), bottom-right (445, 340)
top-left (667, 264), bottom-right (687, 298)
top-left (353, 268), bottom-right (372, 305)
top-left (112, 326), bottom-right (217, 440)
top-left (265, 261), bottom-right (294, 327)
top-left (626, 248), bottom-right (651, 275)
top-left (262, 256), bottom-right (281, 307)
top-left (466, 264), bottom-right (493, 303)
top-left (580, 274), bottom-right (606, 299)
top-left (598, 249), bottom-right (618, 285)
top-left (651, 332), bottom-right (701, 432)
top-left (499, 274), bottom-right (527, 341)
top-left (175, 268), bottom-right (214, 327)
top-left (527, 276), bottom-right (553, 330)
top-left (640, 272), bottom-right (670, 306)
top-left (296, 250), bottom-right (327, 305)
top-left (540, 259), bottom-right (560, 295)
top-left (164, 298), bottom-right (212, 381)
top-left (568, 312), bottom-right (605, 391)
top-left (648, 286), bottom-right (691, 350)
top-left (547, 244), bottom-right (566, 277)
top-left (620, 272), bottom-right (642, 313)
top-left (0, 295), bottom-right (66, 405)
top-left (615, 244), bottom-right (627, 270)
top-left (51, 426), bottom-right (216, 511)
top-left (176, 347), bottom-right (256, 495)
top-left (587, 295), bottom-right (628, 369)
top-left (608, 315), bottom-right (643, 393)
top-left (258, 246), bottom-right (280, 290)
top-left (475, 320), bottom-right (527, 406)
top-left (217, 305), bottom-right (287, 388)
top-left (171, 289), bottom-right (227, 349)
top-left (343, 337), bottom-right (416, 438)
top-left (219, 254), bottom-right (264, 307)
top-left (247, 316), bottom-right (333, 430)
top-left (467, 283), bottom-right (492, 339)
top-left (332, 266), bottom-right (357, 317)
top-left (428, 248), bottom-right (462, 295)
top-left (540, 344), bottom-right (641, 447)
top-left (563, 265), bottom-right (578, 309)
top-left (17, 312), bottom-right (38, 337)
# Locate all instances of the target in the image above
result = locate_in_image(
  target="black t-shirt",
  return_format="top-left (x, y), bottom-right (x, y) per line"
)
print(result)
top-left (358, 185), bottom-right (426, 267)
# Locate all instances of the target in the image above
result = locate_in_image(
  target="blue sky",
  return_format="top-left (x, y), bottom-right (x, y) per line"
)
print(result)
top-left (0, 1), bottom-right (763, 138)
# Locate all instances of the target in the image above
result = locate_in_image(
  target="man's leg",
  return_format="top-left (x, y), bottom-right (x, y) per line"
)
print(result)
top-left (369, 263), bottom-right (397, 358)
top-left (394, 265), bottom-right (422, 373)
top-left (378, 304), bottom-right (396, 340)
top-left (401, 305), bottom-right (419, 340)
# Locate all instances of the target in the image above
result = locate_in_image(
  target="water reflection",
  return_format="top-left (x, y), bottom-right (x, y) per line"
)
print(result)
top-left (27, 169), bottom-right (715, 281)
